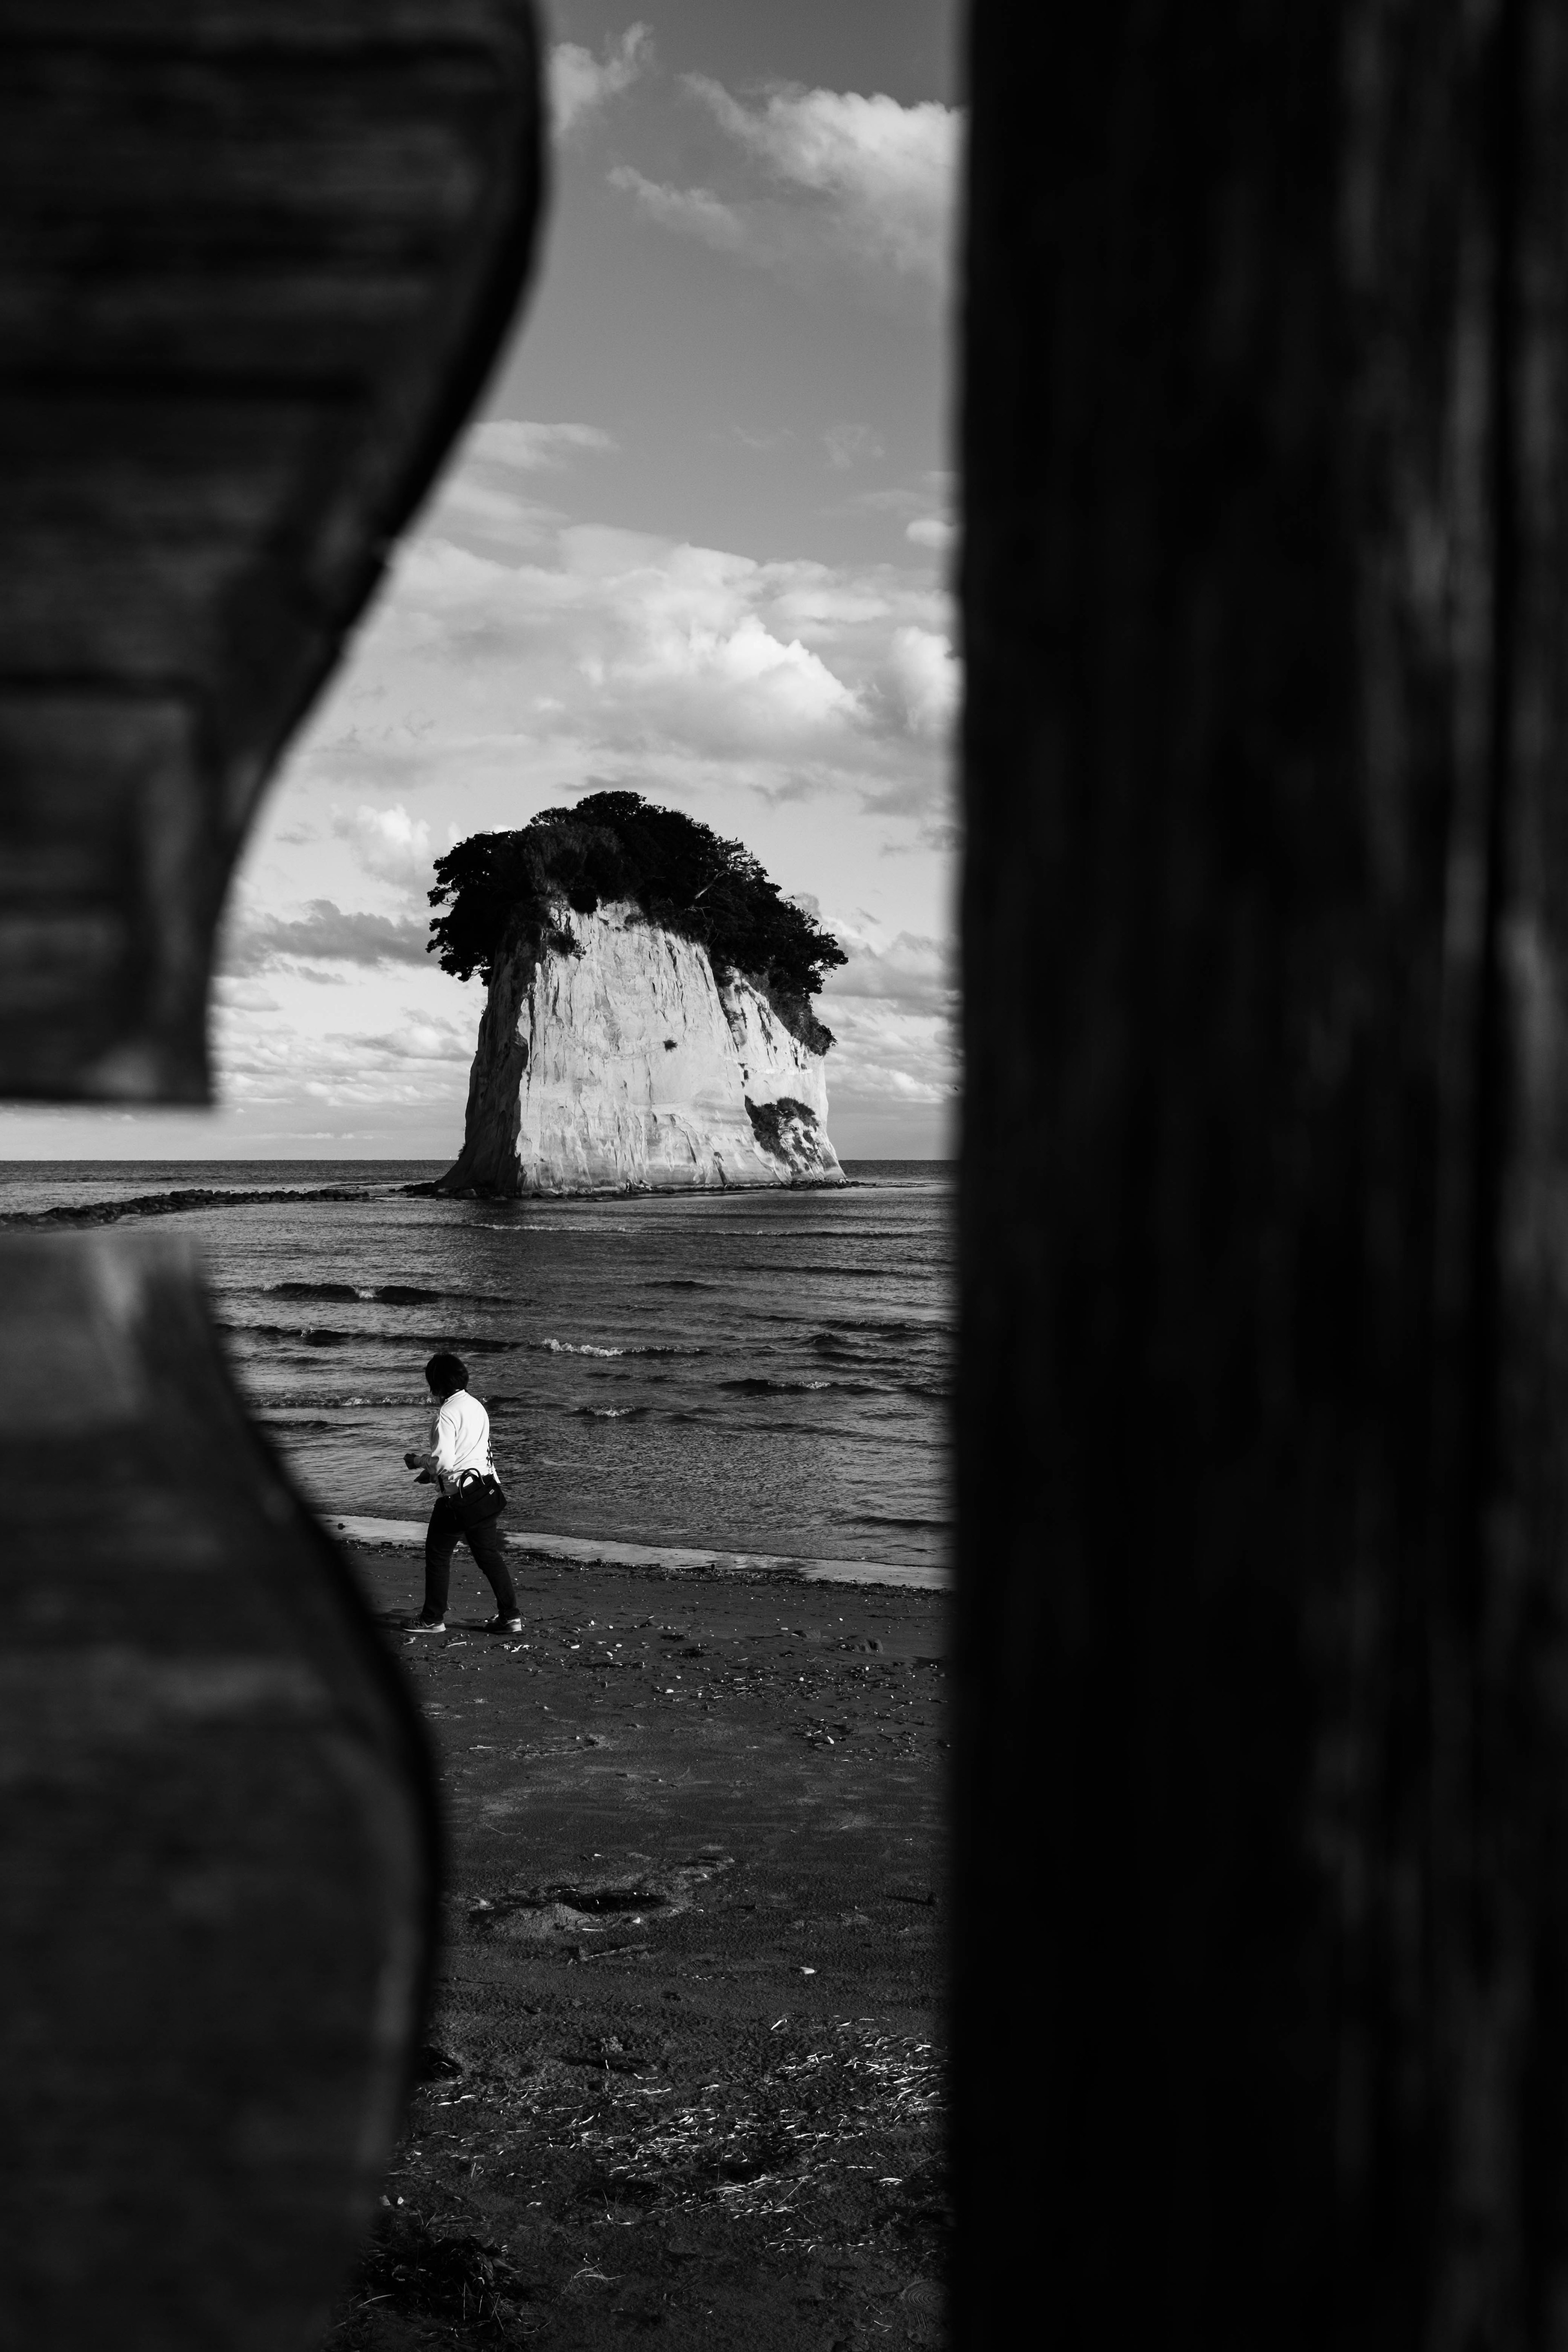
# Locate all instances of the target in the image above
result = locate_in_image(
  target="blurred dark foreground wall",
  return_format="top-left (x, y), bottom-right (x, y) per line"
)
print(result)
top-left (7, 2), bottom-right (1568, 2348)
top-left (958, 3), bottom-right (1568, 2347)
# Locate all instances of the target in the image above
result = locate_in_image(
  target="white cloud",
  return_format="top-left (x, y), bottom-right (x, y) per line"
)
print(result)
top-left (825, 929), bottom-right (953, 1013)
top-left (288, 477), bottom-right (956, 819)
top-left (465, 420), bottom-right (619, 472)
top-left (604, 78), bottom-right (961, 301)
top-left (824, 423), bottom-right (885, 471)
top-left (212, 977), bottom-right (281, 1014)
top-left (213, 991), bottom-right (477, 1113)
top-left (906, 514), bottom-right (955, 551)
top-left (688, 76), bottom-right (960, 285)
top-left (419, 419), bottom-right (619, 557)
top-left (550, 23), bottom-right (652, 137)
top-left (818, 998), bottom-right (956, 1110)
top-left (333, 804), bottom-right (445, 895)
top-left (224, 900), bottom-right (432, 974)
top-left (608, 165), bottom-right (748, 253)
top-left (816, 924), bottom-right (958, 1116)
top-left (887, 626), bottom-right (960, 740)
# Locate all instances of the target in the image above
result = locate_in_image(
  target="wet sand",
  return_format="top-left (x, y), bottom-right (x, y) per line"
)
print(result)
top-left (327, 1539), bottom-right (949, 2351)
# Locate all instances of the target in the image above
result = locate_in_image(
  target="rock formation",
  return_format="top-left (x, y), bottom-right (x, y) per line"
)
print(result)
top-left (440, 899), bottom-right (845, 1194)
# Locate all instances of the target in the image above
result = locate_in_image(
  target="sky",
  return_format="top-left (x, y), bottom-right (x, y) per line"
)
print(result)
top-left (4, 0), bottom-right (961, 1164)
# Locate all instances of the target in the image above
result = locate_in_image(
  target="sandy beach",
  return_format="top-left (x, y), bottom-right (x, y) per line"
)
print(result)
top-left (326, 1538), bottom-right (949, 2350)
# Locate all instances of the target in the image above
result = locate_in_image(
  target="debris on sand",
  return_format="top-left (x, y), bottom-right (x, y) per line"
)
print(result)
top-left (352, 2211), bottom-right (533, 2335)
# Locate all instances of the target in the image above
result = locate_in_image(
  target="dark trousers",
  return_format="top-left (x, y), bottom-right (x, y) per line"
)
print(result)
top-left (422, 1494), bottom-right (517, 1621)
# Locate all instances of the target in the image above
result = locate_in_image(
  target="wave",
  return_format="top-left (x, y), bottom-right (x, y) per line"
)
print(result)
top-left (232, 1323), bottom-right (354, 1348)
top-left (848, 1513), bottom-right (954, 1532)
top-left (539, 1337), bottom-right (702, 1360)
top-left (260, 1278), bottom-right (512, 1309)
top-left (256, 1392), bottom-right (423, 1410)
top-left (742, 1418), bottom-right (931, 1448)
top-left (810, 1319), bottom-right (952, 1343)
top-left (574, 1405), bottom-right (648, 1421)
top-left (479, 1221), bottom-right (636, 1234)
top-left (729, 1262), bottom-right (914, 1280)
top-left (230, 1321), bottom-right (376, 1346)
top-left (230, 1322), bottom-right (530, 1361)
top-left (719, 1376), bottom-right (889, 1398)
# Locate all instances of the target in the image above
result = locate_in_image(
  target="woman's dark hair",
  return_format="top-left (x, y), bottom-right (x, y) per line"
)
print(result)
top-left (425, 1352), bottom-right (468, 1396)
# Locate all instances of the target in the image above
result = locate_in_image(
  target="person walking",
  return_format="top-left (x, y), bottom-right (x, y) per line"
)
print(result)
top-left (405, 1351), bottom-right (521, 1634)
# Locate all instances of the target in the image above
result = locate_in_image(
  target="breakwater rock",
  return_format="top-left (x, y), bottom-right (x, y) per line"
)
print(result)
top-left (440, 900), bottom-right (845, 1195)
top-left (0, 1184), bottom-right (383, 1230)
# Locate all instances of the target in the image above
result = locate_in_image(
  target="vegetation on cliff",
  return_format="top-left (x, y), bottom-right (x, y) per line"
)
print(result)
top-left (428, 793), bottom-right (847, 1050)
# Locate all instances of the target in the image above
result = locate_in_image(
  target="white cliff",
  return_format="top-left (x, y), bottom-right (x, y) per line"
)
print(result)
top-left (440, 900), bottom-right (846, 1194)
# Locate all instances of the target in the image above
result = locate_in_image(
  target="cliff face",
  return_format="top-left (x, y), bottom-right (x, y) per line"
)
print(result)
top-left (441, 900), bottom-right (846, 1194)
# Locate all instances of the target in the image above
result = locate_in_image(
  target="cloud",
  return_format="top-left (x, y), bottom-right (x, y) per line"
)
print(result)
top-left (420, 419), bottom-right (619, 557)
top-left (689, 77), bottom-right (960, 285)
top-left (906, 515), bottom-right (955, 551)
top-left (212, 998), bottom-right (477, 1112)
top-left (608, 166), bottom-right (748, 253)
top-left (347, 1022), bottom-right (474, 1069)
top-left (886, 626), bottom-right (960, 740)
top-left (224, 900), bottom-right (431, 974)
top-left (818, 998), bottom-right (957, 1110)
top-left (824, 930), bottom-right (954, 1013)
top-left (465, 420), bottom-right (619, 473)
top-left (816, 927), bottom-right (959, 1115)
top-left (550, 23), bottom-right (652, 137)
top-left (286, 474), bottom-right (958, 823)
top-left (605, 77), bottom-right (961, 301)
top-left (333, 804), bottom-right (444, 895)
top-left (824, 423), bottom-right (885, 471)
top-left (212, 977), bottom-right (281, 1013)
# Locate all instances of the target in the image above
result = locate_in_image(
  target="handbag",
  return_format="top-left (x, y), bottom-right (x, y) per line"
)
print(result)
top-left (449, 1467), bottom-right (507, 1529)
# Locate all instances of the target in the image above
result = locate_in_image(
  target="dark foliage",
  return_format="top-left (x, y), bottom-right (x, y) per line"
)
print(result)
top-left (427, 793), bottom-right (845, 1049)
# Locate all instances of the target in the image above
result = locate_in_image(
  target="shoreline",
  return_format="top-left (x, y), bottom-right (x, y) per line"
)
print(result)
top-left (329, 1513), bottom-right (949, 1593)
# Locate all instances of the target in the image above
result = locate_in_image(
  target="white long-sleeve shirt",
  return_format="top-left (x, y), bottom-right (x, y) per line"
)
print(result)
top-left (423, 1389), bottom-right (494, 1497)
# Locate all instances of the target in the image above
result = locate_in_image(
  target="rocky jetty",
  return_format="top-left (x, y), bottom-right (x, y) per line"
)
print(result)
top-left (432, 795), bottom-right (846, 1196)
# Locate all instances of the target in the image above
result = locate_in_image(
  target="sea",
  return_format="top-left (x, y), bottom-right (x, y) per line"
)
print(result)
top-left (0, 1161), bottom-right (953, 1579)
